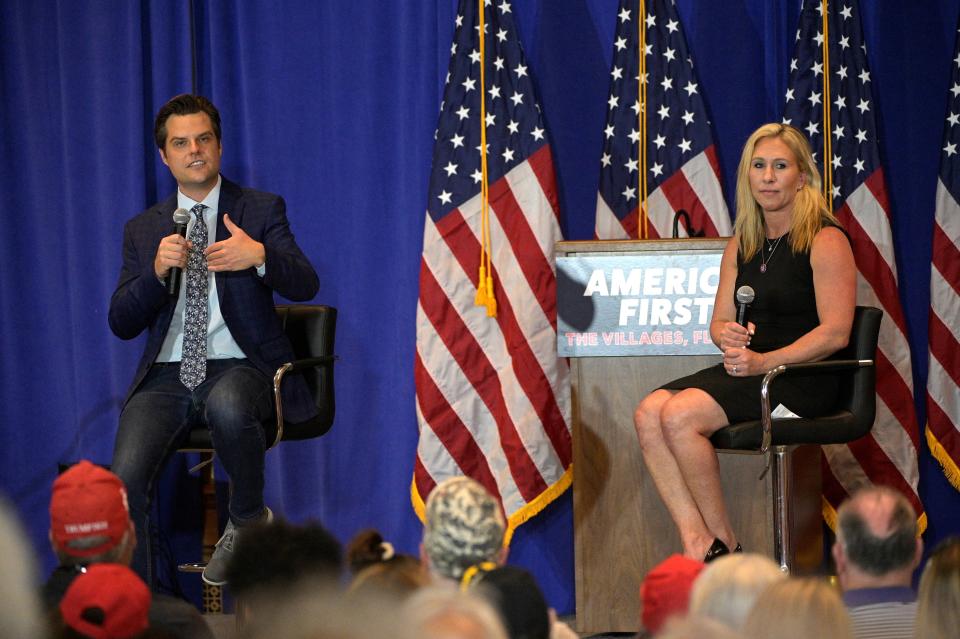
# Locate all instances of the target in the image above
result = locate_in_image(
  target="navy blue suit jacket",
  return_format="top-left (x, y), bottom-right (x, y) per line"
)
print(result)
top-left (109, 177), bottom-right (320, 423)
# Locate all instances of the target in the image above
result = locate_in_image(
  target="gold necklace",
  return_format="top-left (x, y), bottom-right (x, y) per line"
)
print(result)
top-left (760, 235), bottom-right (785, 273)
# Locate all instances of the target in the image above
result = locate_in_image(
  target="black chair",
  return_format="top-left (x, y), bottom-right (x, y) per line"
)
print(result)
top-left (710, 305), bottom-right (882, 572)
top-left (180, 304), bottom-right (337, 453)
top-left (177, 304), bottom-right (337, 609)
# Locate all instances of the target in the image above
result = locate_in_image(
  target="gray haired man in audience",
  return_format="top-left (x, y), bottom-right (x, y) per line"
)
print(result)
top-left (420, 477), bottom-right (507, 583)
top-left (832, 485), bottom-right (922, 639)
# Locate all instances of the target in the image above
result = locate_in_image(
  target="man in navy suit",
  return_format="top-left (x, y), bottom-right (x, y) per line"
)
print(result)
top-left (108, 94), bottom-right (318, 586)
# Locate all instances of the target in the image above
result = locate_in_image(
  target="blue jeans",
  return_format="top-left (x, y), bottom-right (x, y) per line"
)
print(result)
top-left (112, 359), bottom-right (273, 584)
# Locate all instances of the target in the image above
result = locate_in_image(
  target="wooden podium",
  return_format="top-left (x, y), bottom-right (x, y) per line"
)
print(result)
top-left (557, 239), bottom-right (821, 634)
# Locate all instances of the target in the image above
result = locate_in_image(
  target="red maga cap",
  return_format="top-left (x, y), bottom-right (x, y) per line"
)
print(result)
top-left (640, 554), bottom-right (705, 634)
top-left (60, 563), bottom-right (150, 639)
top-left (50, 460), bottom-right (130, 558)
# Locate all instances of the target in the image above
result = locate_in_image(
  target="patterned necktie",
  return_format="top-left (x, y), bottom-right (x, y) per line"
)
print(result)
top-left (179, 203), bottom-right (209, 390)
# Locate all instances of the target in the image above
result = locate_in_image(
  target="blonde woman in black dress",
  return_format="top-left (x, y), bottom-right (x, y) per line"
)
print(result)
top-left (633, 123), bottom-right (857, 562)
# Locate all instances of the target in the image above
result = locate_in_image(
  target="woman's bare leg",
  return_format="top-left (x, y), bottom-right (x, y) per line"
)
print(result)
top-left (634, 390), bottom-right (714, 558)
top-left (660, 388), bottom-right (737, 553)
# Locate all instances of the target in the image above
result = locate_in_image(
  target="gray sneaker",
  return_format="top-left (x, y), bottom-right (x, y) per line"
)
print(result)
top-left (202, 507), bottom-right (273, 586)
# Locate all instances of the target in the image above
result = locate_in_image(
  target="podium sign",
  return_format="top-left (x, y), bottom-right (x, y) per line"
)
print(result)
top-left (557, 251), bottom-right (722, 357)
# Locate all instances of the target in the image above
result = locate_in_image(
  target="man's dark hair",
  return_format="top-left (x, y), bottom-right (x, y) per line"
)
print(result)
top-left (471, 566), bottom-right (550, 639)
top-left (838, 487), bottom-right (917, 576)
top-left (225, 519), bottom-right (342, 598)
top-left (153, 94), bottom-right (221, 149)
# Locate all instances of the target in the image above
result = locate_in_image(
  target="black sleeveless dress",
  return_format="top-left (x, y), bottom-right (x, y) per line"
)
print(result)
top-left (660, 232), bottom-right (842, 423)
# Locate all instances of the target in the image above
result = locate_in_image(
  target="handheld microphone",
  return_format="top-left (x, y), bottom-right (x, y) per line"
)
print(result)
top-left (166, 208), bottom-right (192, 297)
top-left (735, 285), bottom-right (755, 328)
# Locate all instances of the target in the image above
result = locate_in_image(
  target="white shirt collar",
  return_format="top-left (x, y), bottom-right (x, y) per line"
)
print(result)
top-left (177, 175), bottom-right (222, 214)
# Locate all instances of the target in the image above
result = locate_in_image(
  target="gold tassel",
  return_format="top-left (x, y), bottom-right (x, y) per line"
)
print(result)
top-left (484, 274), bottom-right (497, 316)
top-left (475, 263), bottom-right (488, 306)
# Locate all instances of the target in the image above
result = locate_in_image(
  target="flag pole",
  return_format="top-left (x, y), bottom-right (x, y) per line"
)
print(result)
top-left (639, 0), bottom-right (648, 239)
top-left (821, 0), bottom-right (833, 206)
top-left (475, 0), bottom-right (496, 316)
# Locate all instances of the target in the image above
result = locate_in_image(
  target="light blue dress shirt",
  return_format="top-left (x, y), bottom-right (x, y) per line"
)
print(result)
top-left (156, 176), bottom-right (265, 363)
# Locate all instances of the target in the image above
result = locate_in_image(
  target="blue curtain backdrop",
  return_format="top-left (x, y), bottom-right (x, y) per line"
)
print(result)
top-left (2, 0), bottom-right (958, 613)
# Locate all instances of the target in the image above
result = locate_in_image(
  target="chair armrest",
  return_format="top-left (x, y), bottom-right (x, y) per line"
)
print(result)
top-left (271, 355), bottom-right (338, 448)
top-left (284, 355), bottom-right (337, 372)
top-left (758, 359), bottom-right (873, 453)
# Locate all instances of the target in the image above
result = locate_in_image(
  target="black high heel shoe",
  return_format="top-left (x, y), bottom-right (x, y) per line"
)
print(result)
top-left (703, 538), bottom-right (730, 562)
top-left (703, 539), bottom-right (743, 562)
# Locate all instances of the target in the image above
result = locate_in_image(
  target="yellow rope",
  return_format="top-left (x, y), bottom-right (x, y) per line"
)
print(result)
top-left (474, 0), bottom-right (496, 316)
top-left (639, 0), bottom-right (648, 239)
top-left (475, 0), bottom-right (489, 309)
top-left (821, 0), bottom-right (833, 205)
top-left (459, 561), bottom-right (498, 592)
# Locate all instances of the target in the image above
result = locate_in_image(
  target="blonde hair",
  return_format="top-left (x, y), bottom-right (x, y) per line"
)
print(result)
top-left (742, 578), bottom-right (853, 639)
top-left (914, 538), bottom-right (960, 639)
top-left (0, 501), bottom-right (45, 639)
top-left (404, 587), bottom-right (509, 639)
top-left (733, 122), bottom-right (840, 261)
top-left (657, 615), bottom-right (742, 639)
top-left (241, 585), bottom-right (413, 639)
top-left (688, 553), bottom-right (786, 630)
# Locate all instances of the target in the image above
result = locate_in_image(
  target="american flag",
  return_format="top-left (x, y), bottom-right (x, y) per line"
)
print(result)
top-left (927, 18), bottom-right (960, 493)
top-left (782, 0), bottom-right (925, 524)
top-left (595, 0), bottom-right (731, 240)
top-left (413, 0), bottom-right (572, 534)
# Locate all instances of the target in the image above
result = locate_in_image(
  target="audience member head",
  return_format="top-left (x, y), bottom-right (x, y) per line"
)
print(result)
top-left (914, 537), bottom-right (960, 639)
top-left (464, 565), bottom-right (550, 639)
top-left (833, 485), bottom-right (921, 591)
top-left (422, 477), bottom-right (506, 581)
top-left (640, 554), bottom-right (705, 634)
top-left (225, 518), bottom-right (342, 625)
top-left (742, 578), bottom-right (852, 639)
top-left (346, 528), bottom-right (428, 600)
top-left (688, 553), bottom-right (785, 631)
top-left (404, 587), bottom-right (508, 639)
top-left (237, 587), bottom-right (407, 639)
top-left (655, 615), bottom-right (743, 639)
top-left (58, 564), bottom-right (151, 639)
top-left (0, 499), bottom-right (45, 639)
top-left (49, 461), bottom-right (135, 566)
